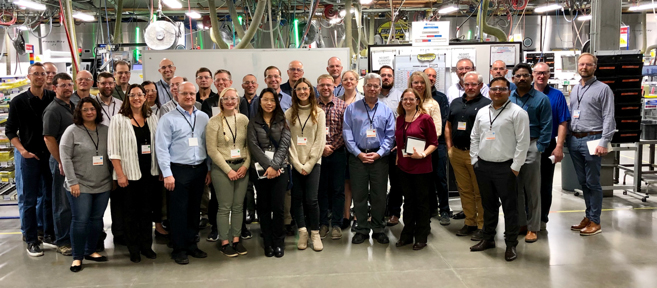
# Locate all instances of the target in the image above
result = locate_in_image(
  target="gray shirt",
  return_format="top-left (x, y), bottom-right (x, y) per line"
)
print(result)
top-left (43, 98), bottom-right (75, 143)
top-left (159, 99), bottom-right (201, 118)
top-left (92, 95), bottom-right (122, 127)
top-left (59, 124), bottom-right (112, 193)
top-left (569, 76), bottom-right (616, 147)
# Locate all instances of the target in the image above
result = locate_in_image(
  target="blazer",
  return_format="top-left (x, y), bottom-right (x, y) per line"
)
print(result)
top-left (108, 113), bottom-right (160, 180)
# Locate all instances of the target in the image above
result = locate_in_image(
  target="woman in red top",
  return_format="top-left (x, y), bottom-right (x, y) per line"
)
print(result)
top-left (394, 88), bottom-right (438, 250)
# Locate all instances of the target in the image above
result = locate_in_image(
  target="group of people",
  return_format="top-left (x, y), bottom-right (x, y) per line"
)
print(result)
top-left (7, 52), bottom-right (614, 272)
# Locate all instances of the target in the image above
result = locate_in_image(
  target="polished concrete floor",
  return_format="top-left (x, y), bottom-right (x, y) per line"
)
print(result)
top-left (1, 161), bottom-right (657, 288)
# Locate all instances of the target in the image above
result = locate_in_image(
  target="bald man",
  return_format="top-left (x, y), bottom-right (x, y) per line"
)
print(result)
top-left (44, 62), bottom-right (58, 91)
top-left (446, 58), bottom-right (489, 103)
top-left (70, 70), bottom-right (94, 106)
top-left (160, 76), bottom-right (201, 117)
top-left (280, 60), bottom-right (319, 97)
top-left (155, 58), bottom-right (177, 106)
top-left (327, 57), bottom-right (344, 96)
top-left (490, 60), bottom-right (517, 91)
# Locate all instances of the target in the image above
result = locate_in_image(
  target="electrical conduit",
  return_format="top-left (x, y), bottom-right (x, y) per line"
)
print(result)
top-left (235, 0), bottom-right (267, 49)
top-left (208, 0), bottom-right (229, 49)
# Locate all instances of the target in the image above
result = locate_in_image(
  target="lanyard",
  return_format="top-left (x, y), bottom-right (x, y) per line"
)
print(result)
top-left (297, 113), bottom-right (311, 136)
top-left (488, 101), bottom-right (510, 131)
top-left (160, 80), bottom-right (172, 102)
top-left (403, 110), bottom-right (418, 147)
top-left (224, 114), bottom-right (237, 147)
top-left (96, 96), bottom-right (116, 121)
top-left (514, 93), bottom-right (531, 111)
top-left (576, 79), bottom-right (596, 109)
top-left (363, 99), bottom-right (378, 128)
top-left (176, 108), bottom-right (197, 137)
top-left (83, 125), bottom-right (100, 155)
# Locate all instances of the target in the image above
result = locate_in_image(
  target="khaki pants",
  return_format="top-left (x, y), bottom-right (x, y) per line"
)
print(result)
top-left (448, 147), bottom-right (484, 228)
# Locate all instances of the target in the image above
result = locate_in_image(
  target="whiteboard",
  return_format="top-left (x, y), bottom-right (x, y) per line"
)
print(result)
top-left (142, 48), bottom-right (350, 96)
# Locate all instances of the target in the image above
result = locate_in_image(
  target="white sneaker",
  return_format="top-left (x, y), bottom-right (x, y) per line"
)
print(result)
top-left (26, 243), bottom-right (44, 257)
top-left (310, 230), bottom-right (323, 251)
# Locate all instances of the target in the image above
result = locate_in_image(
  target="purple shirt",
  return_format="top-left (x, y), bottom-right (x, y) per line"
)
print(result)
top-left (395, 113), bottom-right (439, 174)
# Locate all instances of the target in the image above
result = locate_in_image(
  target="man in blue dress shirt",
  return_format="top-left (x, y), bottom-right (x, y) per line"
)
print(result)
top-left (250, 66), bottom-right (292, 116)
top-left (343, 73), bottom-right (396, 245)
top-left (156, 82), bottom-right (212, 265)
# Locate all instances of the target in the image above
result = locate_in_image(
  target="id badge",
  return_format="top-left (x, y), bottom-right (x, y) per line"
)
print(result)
top-left (212, 107), bottom-right (220, 116)
top-left (366, 129), bottom-right (376, 138)
top-left (325, 127), bottom-right (329, 136)
top-left (457, 122), bottom-right (467, 131)
top-left (92, 156), bottom-right (103, 166)
top-left (265, 151), bottom-right (275, 160)
top-left (141, 145), bottom-right (151, 154)
top-left (189, 137), bottom-right (199, 147)
top-left (230, 149), bottom-right (241, 158)
top-left (484, 131), bottom-right (496, 140)
top-left (297, 136), bottom-right (308, 146)
top-left (573, 110), bottom-right (581, 119)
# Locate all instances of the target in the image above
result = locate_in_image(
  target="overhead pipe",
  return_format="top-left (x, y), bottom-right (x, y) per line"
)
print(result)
top-left (478, 0), bottom-right (507, 42)
top-left (641, 11), bottom-right (647, 53)
top-left (234, 0), bottom-right (267, 49)
top-left (112, 0), bottom-right (124, 42)
top-left (208, 0), bottom-right (229, 49)
top-left (299, 0), bottom-right (320, 48)
top-left (227, 0), bottom-right (254, 48)
top-left (368, 15), bottom-right (375, 44)
top-left (266, 0), bottom-right (275, 48)
top-left (345, 0), bottom-right (354, 58)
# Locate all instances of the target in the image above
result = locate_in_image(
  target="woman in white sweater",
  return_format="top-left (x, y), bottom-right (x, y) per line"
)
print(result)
top-left (108, 84), bottom-right (159, 263)
top-left (409, 71), bottom-right (442, 137)
top-left (285, 78), bottom-right (327, 251)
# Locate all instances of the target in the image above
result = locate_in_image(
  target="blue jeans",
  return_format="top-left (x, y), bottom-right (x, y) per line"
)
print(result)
top-left (431, 145), bottom-right (450, 213)
top-left (50, 156), bottom-right (72, 246)
top-left (15, 149), bottom-right (47, 235)
top-left (318, 147), bottom-right (346, 227)
top-left (66, 191), bottom-right (110, 260)
top-left (20, 155), bottom-right (53, 244)
top-left (568, 134), bottom-right (603, 224)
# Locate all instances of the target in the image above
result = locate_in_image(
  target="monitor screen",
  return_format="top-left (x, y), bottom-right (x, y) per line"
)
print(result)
top-left (562, 55), bottom-right (577, 72)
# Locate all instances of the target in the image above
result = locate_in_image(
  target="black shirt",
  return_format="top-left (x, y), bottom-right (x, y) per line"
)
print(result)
top-left (447, 93), bottom-right (491, 150)
top-left (5, 88), bottom-right (55, 155)
top-left (196, 90), bottom-right (218, 103)
top-left (43, 98), bottom-right (75, 143)
top-left (133, 121), bottom-right (152, 175)
top-left (431, 87), bottom-right (450, 144)
top-left (201, 92), bottom-right (249, 118)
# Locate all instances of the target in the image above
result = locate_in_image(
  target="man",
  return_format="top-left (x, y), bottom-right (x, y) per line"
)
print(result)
top-left (6, 62), bottom-right (55, 256)
top-left (424, 67), bottom-right (451, 225)
top-left (533, 62), bottom-right (570, 230)
top-left (446, 58), bottom-right (489, 103)
top-left (445, 72), bottom-right (490, 240)
top-left (250, 66), bottom-right (292, 116)
top-left (241, 74), bottom-right (259, 118)
top-left (112, 60), bottom-right (131, 101)
top-left (160, 76), bottom-right (201, 117)
top-left (470, 76), bottom-right (529, 262)
top-left (327, 57), bottom-right (344, 96)
top-left (201, 69), bottom-right (247, 117)
top-left (155, 58), bottom-right (176, 106)
top-left (43, 62), bottom-right (58, 91)
top-left (240, 74), bottom-right (258, 231)
top-left (377, 65), bottom-right (403, 226)
top-left (510, 63), bottom-right (553, 243)
top-left (43, 73), bottom-right (76, 256)
top-left (280, 60), bottom-right (304, 96)
top-left (568, 53), bottom-right (615, 236)
top-left (156, 82), bottom-right (211, 265)
top-left (490, 60), bottom-right (517, 91)
top-left (70, 70), bottom-right (94, 106)
top-left (316, 74), bottom-right (348, 240)
top-left (93, 72), bottom-right (123, 127)
top-left (195, 67), bottom-right (215, 102)
top-left (343, 73), bottom-right (395, 245)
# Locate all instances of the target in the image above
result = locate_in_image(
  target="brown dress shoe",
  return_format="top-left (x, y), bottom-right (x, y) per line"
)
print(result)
top-left (470, 239), bottom-right (495, 251)
top-left (571, 217), bottom-right (590, 231)
top-left (525, 231), bottom-right (538, 243)
top-left (580, 222), bottom-right (602, 236)
top-left (387, 216), bottom-right (400, 226)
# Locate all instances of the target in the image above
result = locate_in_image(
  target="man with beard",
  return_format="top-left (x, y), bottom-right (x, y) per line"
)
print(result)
top-left (195, 67), bottom-right (216, 102)
top-left (70, 70), bottom-right (94, 106)
top-left (327, 57), bottom-right (344, 96)
top-left (112, 60), bottom-right (131, 101)
top-left (43, 62), bottom-right (58, 91)
top-left (93, 72), bottom-right (122, 126)
top-left (447, 58), bottom-right (489, 103)
top-left (490, 60), bottom-right (517, 91)
top-left (509, 63), bottom-right (552, 243)
top-left (155, 58), bottom-right (176, 106)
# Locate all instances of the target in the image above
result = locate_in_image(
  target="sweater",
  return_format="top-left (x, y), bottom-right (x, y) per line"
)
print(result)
top-left (423, 98), bottom-right (442, 137)
top-left (107, 114), bottom-right (160, 180)
top-left (59, 124), bottom-right (112, 193)
top-left (285, 104), bottom-right (326, 173)
top-left (205, 112), bottom-right (251, 174)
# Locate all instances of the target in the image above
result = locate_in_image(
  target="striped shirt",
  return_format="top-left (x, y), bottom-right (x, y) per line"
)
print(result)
top-left (318, 96), bottom-right (347, 150)
top-left (108, 114), bottom-right (160, 180)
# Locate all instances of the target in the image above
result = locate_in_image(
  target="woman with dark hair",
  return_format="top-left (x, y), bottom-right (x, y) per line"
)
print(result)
top-left (286, 78), bottom-right (326, 251)
top-left (247, 87), bottom-right (291, 258)
top-left (60, 97), bottom-right (112, 272)
top-left (108, 83), bottom-right (159, 263)
top-left (142, 81), bottom-right (161, 116)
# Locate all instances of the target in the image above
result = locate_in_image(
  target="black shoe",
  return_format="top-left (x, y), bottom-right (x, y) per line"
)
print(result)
top-left (372, 233), bottom-right (389, 244)
top-left (274, 247), bottom-right (284, 258)
top-left (285, 225), bottom-right (295, 236)
top-left (232, 242), bottom-right (248, 255)
top-left (194, 233), bottom-right (201, 243)
top-left (452, 211), bottom-right (466, 219)
top-left (199, 218), bottom-right (209, 229)
top-left (395, 239), bottom-right (412, 247)
top-left (84, 255), bottom-right (108, 262)
top-left (340, 218), bottom-right (351, 230)
top-left (264, 246), bottom-right (274, 257)
top-left (113, 236), bottom-right (127, 246)
top-left (206, 230), bottom-right (219, 242)
top-left (221, 244), bottom-right (238, 257)
top-left (351, 220), bottom-right (359, 232)
top-left (96, 232), bottom-right (106, 252)
top-left (351, 233), bottom-right (369, 244)
top-left (141, 249), bottom-right (157, 259)
top-left (173, 254), bottom-right (189, 265)
top-left (470, 239), bottom-right (496, 252)
top-left (245, 213), bottom-right (253, 224)
top-left (26, 243), bottom-right (44, 257)
top-left (412, 242), bottom-right (427, 250)
top-left (471, 229), bottom-right (484, 241)
top-left (505, 246), bottom-right (517, 261)
top-left (154, 230), bottom-right (169, 239)
top-left (241, 229), bottom-right (252, 240)
top-left (189, 248), bottom-right (208, 258)
top-left (70, 264), bottom-right (82, 272)
top-left (456, 225), bottom-right (478, 236)
top-left (129, 253), bottom-right (141, 263)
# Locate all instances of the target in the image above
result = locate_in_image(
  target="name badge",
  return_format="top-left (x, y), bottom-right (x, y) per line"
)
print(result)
top-left (265, 151), bottom-right (275, 160)
top-left (366, 129), bottom-right (376, 138)
top-left (573, 110), bottom-right (581, 119)
top-left (92, 156), bottom-right (103, 166)
top-left (457, 122), bottom-right (467, 131)
top-left (484, 131), bottom-right (496, 140)
top-left (297, 136), bottom-right (308, 145)
top-left (230, 149), bottom-right (241, 158)
top-left (212, 107), bottom-right (220, 117)
top-left (325, 127), bottom-right (329, 136)
top-left (141, 145), bottom-right (151, 154)
top-left (189, 137), bottom-right (199, 147)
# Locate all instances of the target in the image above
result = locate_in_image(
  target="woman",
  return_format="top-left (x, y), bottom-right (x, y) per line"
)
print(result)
top-left (247, 88), bottom-right (291, 258)
top-left (206, 87), bottom-right (251, 257)
top-left (60, 98), bottom-right (112, 272)
top-left (337, 70), bottom-right (362, 229)
top-left (142, 80), bottom-right (167, 237)
top-left (408, 72), bottom-right (442, 136)
top-left (286, 78), bottom-right (326, 251)
top-left (394, 88), bottom-right (438, 250)
top-left (108, 84), bottom-right (159, 263)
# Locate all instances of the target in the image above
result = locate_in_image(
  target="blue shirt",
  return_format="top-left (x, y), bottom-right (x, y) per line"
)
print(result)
top-left (333, 83), bottom-right (344, 97)
top-left (342, 99), bottom-right (396, 157)
top-left (540, 85), bottom-right (571, 139)
top-left (249, 91), bottom-right (292, 117)
top-left (155, 104), bottom-right (210, 177)
top-left (509, 87), bottom-right (553, 152)
top-left (431, 87), bottom-right (449, 144)
top-left (155, 79), bottom-right (173, 107)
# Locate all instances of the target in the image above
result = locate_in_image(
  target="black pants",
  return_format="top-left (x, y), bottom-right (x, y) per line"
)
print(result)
top-left (256, 173), bottom-right (288, 248)
top-left (291, 165), bottom-right (321, 231)
top-left (430, 145), bottom-right (450, 214)
top-left (168, 164), bottom-right (207, 257)
top-left (473, 159), bottom-right (519, 247)
top-left (122, 176), bottom-right (155, 254)
top-left (540, 138), bottom-right (557, 223)
top-left (350, 154), bottom-right (389, 234)
top-left (318, 148), bottom-right (346, 227)
top-left (151, 178), bottom-right (164, 223)
top-left (208, 185), bottom-right (218, 231)
top-left (385, 152), bottom-right (403, 217)
top-left (400, 171), bottom-right (433, 243)
top-left (110, 187), bottom-right (125, 240)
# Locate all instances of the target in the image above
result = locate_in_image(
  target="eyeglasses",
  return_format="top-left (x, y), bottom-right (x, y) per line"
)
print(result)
top-left (261, 98), bottom-right (276, 103)
top-left (145, 89), bottom-right (157, 94)
top-left (490, 87), bottom-right (509, 92)
top-left (81, 108), bottom-right (96, 112)
top-left (77, 78), bottom-right (93, 82)
top-left (115, 71), bottom-right (130, 75)
top-left (533, 71), bottom-right (549, 76)
top-left (197, 76), bottom-right (211, 80)
top-left (30, 72), bottom-right (46, 77)
top-left (266, 75), bottom-right (281, 80)
top-left (578, 63), bottom-right (595, 68)
top-left (179, 92), bottom-right (195, 96)
top-left (380, 74), bottom-right (393, 78)
top-left (457, 67), bottom-right (473, 72)
top-left (215, 78), bottom-right (231, 82)
top-left (318, 84), bottom-right (332, 88)
top-left (513, 74), bottom-right (531, 79)
top-left (129, 93), bottom-right (145, 98)
top-left (402, 98), bottom-right (417, 103)
top-left (221, 97), bottom-right (239, 102)
top-left (365, 84), bottom-right (380, 89)
top-left (160, 65), bottom-right (175, 70)
top-left (243, 81), bottom-right (256, 85)
top-left (295, 87), bottom-right (310, 92)
top-left (288, 68), bottom-right (303, 73)
top-left (57, 83), bottom-right (74, 88)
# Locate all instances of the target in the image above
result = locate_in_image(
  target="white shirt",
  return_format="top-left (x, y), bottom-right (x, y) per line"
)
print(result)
top-left (470, 100), bottom-right (530, 172)
top-left (92, 95), bottom-right (123, 127)
top-left (447, 82), bottom-right (490, 104)
top-left (378, 88), bottom-right (402, 117)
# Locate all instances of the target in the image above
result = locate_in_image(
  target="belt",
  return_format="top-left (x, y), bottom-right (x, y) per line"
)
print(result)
top-left (226, 158), bottom-right (245, 165)
top-left (359, 147), bottom-right (380, 153)
top-left (453, 146), bottom-right (469, 151)
top-left (171, 162), bottom-right (205, 168)
top-left (572, 131), bottom-right (602, 138)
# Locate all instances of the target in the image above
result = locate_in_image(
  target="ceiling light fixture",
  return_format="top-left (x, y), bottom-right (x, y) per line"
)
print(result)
top-left (628, 3), bottom-right (657, 11)
top-left (185, 10), bottom-right (201, 19)
top-left (360, 0), bottom-right (373, 4)
top-left (534, 4), bottom-right (562, 13)
top-left (339, 8), bottom-right (356, 18)
top-left (577, 15), bottom-right (592, 21)
top-left (13, 0), bottom-right (46, 11)
top-left (162, 0), bottom-right (183, 9)
top-left (73, 11), bottom-right (96, 22)
top-left (438, 5), bottom-right (459, 14)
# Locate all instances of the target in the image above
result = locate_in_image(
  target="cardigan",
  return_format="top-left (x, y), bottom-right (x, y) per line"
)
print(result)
top-left (205, 112), bottom-right (251, 174)
top-left (107, 113), bottom-right (159, 180)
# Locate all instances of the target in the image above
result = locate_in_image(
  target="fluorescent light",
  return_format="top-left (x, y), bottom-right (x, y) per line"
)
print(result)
top-left (185, 10), bottom-right (201, 19)
top-left (438, 5), bottom-right (459, 14)
top-left (534, 4), bottom-right (562, 13)
top-left (577, 15), bottom-right (592, 21)
top-left (329, 18), bottom-right (341, 24)
top-left (73, 11), bottom-right (96, 22)
top-left (339, 8), bottom-right (356, 18)
top-left (628, 3), bottom-right (657, 11)
top-left (360, 0), bottom-right (373, 4)
top-left (162, 0), bottom-right (182, 9)
top-left (197, 23), bottom-right (204, 29)
top-left (13, 0), bottom-right (46, 11)
top-left (17, 26), bottom-right (29, 31)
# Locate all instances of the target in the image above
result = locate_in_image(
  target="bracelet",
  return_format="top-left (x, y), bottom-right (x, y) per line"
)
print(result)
top-left (420, 152), bottom-right (426, 158)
